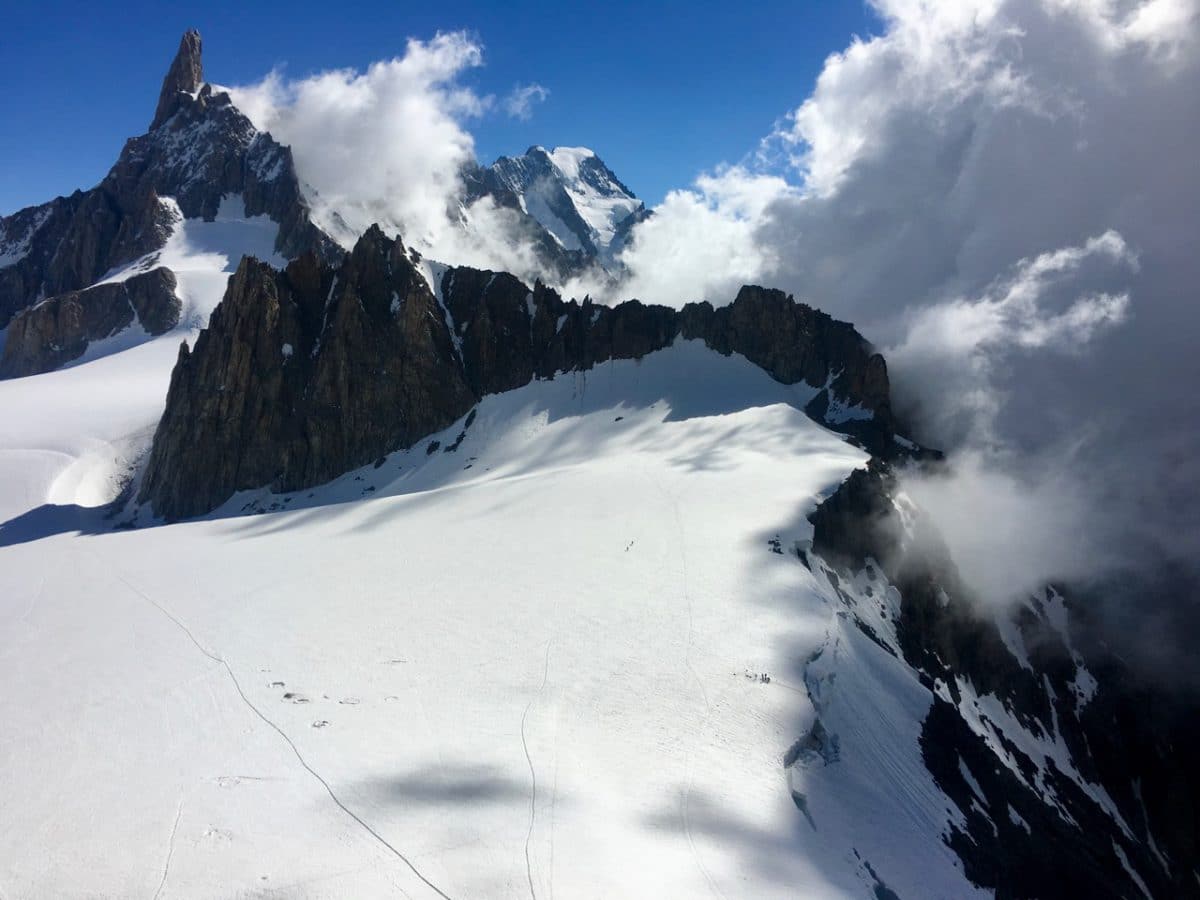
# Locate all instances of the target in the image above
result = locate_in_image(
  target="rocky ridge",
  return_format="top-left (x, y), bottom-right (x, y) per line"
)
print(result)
top-left (137, 225), bottom-right (897, 520)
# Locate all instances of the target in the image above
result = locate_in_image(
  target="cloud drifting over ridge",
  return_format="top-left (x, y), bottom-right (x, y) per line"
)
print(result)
top-left (504, 83), bottom-right (549, 120)
top-left (228, 33), bottom-right (485, 247)
top-left (610, 0), bottom-right (1199, 603)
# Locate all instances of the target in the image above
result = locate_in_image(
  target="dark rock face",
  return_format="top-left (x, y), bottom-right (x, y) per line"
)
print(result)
top-left (808, 462), bottom-right (1200, 900)
top-left (110, 81), bottom-right (334, 261)
top-left (0, 29), bottom-right (336, 374)
top-left (138, 229), bottom-right (475, 520)
top-left (680, 286), bottom-right (894, 450)
top-left (0, 268), bottom-right (178, 378)
top-left (152, 29), bottom-right (203, 130)
top-left (0, 187), bottom-right (176, 331)
top-left (138, 228), bottom-right (897, 520)
top-left (440, 266), bottom-right (679, 395)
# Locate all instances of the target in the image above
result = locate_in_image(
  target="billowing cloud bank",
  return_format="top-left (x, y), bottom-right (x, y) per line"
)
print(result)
top-left (612, 0), bottom-right (1199, 607)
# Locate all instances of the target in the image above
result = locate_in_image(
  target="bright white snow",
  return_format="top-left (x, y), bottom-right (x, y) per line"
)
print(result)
top-left (0, 194), bottom-right (282, 523)
top-left (521, 188), bottom-right (585, 252)
top-left (0, 321), bottom-right (990, 897)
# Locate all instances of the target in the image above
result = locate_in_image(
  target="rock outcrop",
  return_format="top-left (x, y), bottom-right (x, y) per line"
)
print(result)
top-left (808, 461), bottom-right (1200, 899)
top-left (151, 29), bottom-right (204, 130)
top-left (0, 186), bottom-right (176, 331)
top-left (0, 267), bottom-right (178, 378)
top-left (0, 29), bottom-right (337, 375)
top-left (137, 227), bottom-right (899, 520)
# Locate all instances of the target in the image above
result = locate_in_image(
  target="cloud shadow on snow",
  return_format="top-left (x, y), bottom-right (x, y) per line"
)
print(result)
top-left (355, 763), bottom-right (531, 807)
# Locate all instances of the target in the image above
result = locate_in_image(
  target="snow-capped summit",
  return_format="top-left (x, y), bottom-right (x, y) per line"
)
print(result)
top-left (486, 145), bottom-right (648, 265)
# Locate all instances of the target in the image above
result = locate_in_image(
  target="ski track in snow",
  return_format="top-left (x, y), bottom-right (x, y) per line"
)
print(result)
top-left (152, 798), bottom-right (184, 900)
top-left (13, 575), bottom-right (43, 629)
top-left (521, 641), bottom-right (553, 900)
top-left (655, 469), bottom-right (726, 900)
top-left (107, 566), bottom-right (452, 900)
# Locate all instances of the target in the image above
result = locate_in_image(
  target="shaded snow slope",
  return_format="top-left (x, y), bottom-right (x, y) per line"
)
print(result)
top-left (0, 339), bottom-right (979, 898)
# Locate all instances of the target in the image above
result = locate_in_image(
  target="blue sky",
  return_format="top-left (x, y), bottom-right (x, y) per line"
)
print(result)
top-left (0, 0), bottom-right (877, 215)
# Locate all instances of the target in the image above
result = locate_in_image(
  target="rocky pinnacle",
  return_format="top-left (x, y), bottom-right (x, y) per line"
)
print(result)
top-left (151, 29), bottom-right (203, 130)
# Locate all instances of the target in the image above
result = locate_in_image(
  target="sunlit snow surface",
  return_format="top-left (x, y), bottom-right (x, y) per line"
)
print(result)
top-left (0, 312), bottom-right (980, 894)
top-left (99, 195), bottom-right (286, 328)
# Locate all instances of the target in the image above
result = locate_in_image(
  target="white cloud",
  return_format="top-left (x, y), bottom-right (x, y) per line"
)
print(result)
top-left (228, 33), bottom-right (487, 250)
top-left (607, 0), bottom-right (1200, 596)
top-left (576, 168), bottom-right (795, 307)
top-left (776, 0), bottom-right (1047, 197)
top-left (504, 83), bottom-right (549, 120)
top-left (226, 33), bottom-right (563, 283)
top-left (887, 230), bottom-right (1135, 448)
top-left (1046, 0), bottom-right (1200, 63)
top-left (900, 448), bottom-right (1101, 606)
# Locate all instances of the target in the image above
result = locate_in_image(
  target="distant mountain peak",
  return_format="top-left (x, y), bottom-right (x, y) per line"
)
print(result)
top-left (485, 145), bottom-right (647, 265)
top-left (152, 29), bottom-right (204, 130)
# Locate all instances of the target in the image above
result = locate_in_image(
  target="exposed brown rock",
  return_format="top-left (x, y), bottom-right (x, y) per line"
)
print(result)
top-left (138, 229), bottom-right (476, 519)
top-left (0, 267), bottom-right (178, 378)
top-left (138, 228), bottom-right (901, 520)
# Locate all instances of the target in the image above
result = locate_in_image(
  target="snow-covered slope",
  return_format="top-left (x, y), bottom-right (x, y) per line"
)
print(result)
top-left (0, 336), bottom-right (985, 898)
top-left (2, 28), bottom-right (1190, 900)
top-left (487, 146), bottom-right (646, 264)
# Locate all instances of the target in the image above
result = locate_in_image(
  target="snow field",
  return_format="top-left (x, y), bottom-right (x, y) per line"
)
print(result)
top-left (0, 339), bottom-right (902, 897)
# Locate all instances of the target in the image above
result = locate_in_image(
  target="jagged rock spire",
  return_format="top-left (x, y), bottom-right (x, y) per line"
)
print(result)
top-left (151, 29), bottom-right (203, 130)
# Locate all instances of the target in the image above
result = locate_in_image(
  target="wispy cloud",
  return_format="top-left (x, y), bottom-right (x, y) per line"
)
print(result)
top-left (503, 82), bottom-right (549, 120)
